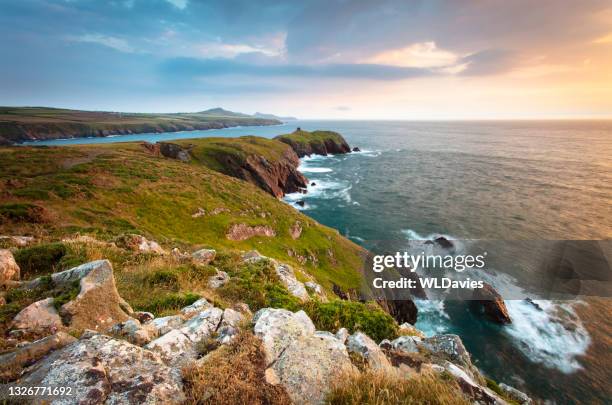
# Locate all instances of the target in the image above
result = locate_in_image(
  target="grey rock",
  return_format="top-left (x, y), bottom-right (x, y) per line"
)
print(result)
top-left (149, 315), bottom-right (185, 336)
top-left (11, 298), bottom-right (62, 333)
top-left (347, 332), bottom-right (392, 371)
top-left (499, 383), bottom-right (533, 405)
top-left (207, 269), bottom-right (229, 289)
top-left (180, 298), bottom-right (211, 318)
top-left (179, 307), bottom-right (223, 342)
top-left (192, 248), bottom-right (216, 265)
top-left (390, 335), bottom-right (422, 353)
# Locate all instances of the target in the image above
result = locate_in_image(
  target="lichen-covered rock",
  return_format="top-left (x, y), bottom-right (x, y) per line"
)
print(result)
top-left (191, 248), bottom-right (216, 265)
top-left (438, 361), bottom-right (506, 405)
top-left (390, 335), bottom-right (422, 353)
top-left (149, 315), bottom-right (185, 336)
top-left (304, 281), bottom-right (322, 295)
top-left (346, 332), bottom-right (392, 372)
top-left (420, 334), bottom-right (472, 370)
top-left (272, 261), bottom-right (309, 301)
top-left (145, 329), bottom-right (195, 366)
top-left (272, 332), bottom-right (353, 405)
top-left (0, 249), bottom-right (20, 286)
top-left (109, 318), bottom-right (153, 346)
top-left (207, 269), bottom-right (229, 289)
top-left (134, 311), bottom-right (154, 324)
top-left (180, 298), bottom-right (211, 318)
top-left (499, 383), bottom-right (532, 405)
top-left (116, 234), bottom-right (166, 255)
top-left (241, 250), bottom-right (267, 263)
top-left (0, 332), bottom-right (76, 381)
top-left (179, 307), bottom-right (223, 342)
top-left (19, 334), bottom-right (185, 404)
top-left (335, 328), bottom-right (349, 344)
top-left (11, 298), bottom-right (62, 332)
top-left (253, 308), bottom-right (315, 365)
top-left (57, 260), bottom-right (131, 331)
top-left (226, 223), bottom-right (276, 241)
top-left (398, 322), bottom-right (425, 338)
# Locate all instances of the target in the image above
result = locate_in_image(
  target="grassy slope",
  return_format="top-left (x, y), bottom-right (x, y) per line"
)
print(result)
top-left (0, 139), bottom-right (365, 291)
top-left (0, 107), bottom-right (280, 143)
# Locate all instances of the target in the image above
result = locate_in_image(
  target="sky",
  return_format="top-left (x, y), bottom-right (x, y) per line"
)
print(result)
top-left (1, 0), bottom-right (612, 119)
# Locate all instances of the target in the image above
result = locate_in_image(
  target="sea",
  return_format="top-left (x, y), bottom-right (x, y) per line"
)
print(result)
top-left (25, 120), bottom-right (612, 404)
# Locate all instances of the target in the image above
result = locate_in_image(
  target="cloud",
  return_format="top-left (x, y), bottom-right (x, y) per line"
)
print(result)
top-left (67, 34), bottom-right (135, 53)
top-left (165, 0), bottom-right (188, 10)
top-left (335, 106), bottom-right (351, 111)
top-left (364, 42), bottom-right (461, 69)
top-left (197, 40), bottom-right (284, 59)
top-left (458, 49), bottom-right (517, 76)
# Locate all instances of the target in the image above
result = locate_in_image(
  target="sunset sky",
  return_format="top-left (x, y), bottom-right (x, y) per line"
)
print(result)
top-left (1, 0), bottom-right (612, 119)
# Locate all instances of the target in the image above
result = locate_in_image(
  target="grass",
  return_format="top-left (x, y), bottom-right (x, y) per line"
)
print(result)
top-left (326, 369), bottom-right (471, 405)
top-left (182, 331), bottom-right (292, 405)
top-left (275, 129), bottom-right (347, 149)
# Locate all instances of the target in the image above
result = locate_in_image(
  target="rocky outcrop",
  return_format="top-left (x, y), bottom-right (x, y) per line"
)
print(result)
top-left (19, 333), bottom-right (186, 404)
top-left (11, 298), bottom-right (62, 333)
top-left (115, 234), bottom-right (166, 255)
top-left (0, 248), bottom-right (20, 286)
top-left (208, 269), bottom-right (230, 289)
top-left (275, 130), bottom-right (351, 157)
top-left (191, 248), bottom-right (216, 265)
top-left (347, 332), bottom-right (392, 372)
top-left (227, 223), bottom-right (276, 241)
top-left (499, 383), bottom-right (533, 405)
top-left (472, 283), bottom-right (512, 324)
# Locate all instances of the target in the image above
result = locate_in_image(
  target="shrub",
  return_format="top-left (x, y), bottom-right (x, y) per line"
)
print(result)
top-left (326, 369), bottom-right (471, 405)
top-left (13, 243), bottom-right (68, 279)
top-left (182, 331), bottom-right (292, 405)
top-left (52, 280), bottom-right (81, 311)
top-left (304, 300), bottom-right (398, 342)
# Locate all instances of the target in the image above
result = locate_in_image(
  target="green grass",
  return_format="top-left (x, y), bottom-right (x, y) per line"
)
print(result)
top-left (136, 292), bottom-right (201, 316)
top-left (275, 130), bottom-right (347, 148)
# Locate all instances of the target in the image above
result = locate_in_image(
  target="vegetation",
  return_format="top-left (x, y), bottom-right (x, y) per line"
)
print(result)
top-left (326, 369), bottom-right (471, 405)
top-left (183, 331), bottom-right (292, 405)
top-left (275, 129), bottom-right (347, 150)
top-left (0, 106), bottom-right (280, 144)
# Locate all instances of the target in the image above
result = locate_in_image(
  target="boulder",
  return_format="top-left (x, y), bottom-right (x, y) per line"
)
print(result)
top-left (472, 283), bottom-right (512, 324)
top-left (499, 383), bottom-right (533, 405)
top-left (439, 361), bottom-right (506, 405)
top-left (0, 332), bottom-right (76, 381)
top-left (0, 249), bottom-right (20, 285)
top-left (253, 308), bottom-right (315, 365)
top-left (145, 329), bottom-right (196, 365)
top-left (420, 334), bottom-right (473, 371)
top-left (241, 250), bottom-right (267, 263)
top-left (207, 269), bottom-right (229, 289)
top-left (270, 331), bottom-right (353, 404)
top-left (109, 318), bottom-right (153, 346)
top-left (304, 281), bottom-right (322, 295)
top-left (116, 234), bottom-right (166, 255)
top-left (226, 223), bottom-right (276, 241)
top-left (346, 332), bottom-right (392, 372)
top-left (192, 248), bottom-right (216, 265)
top-left (179, 307), bottom-right (223, 342)
top-left (398, 322), bottom-right (425, 338)
top-left (433, 236), bottom-right (454, 250)
top-left (290, 221), bottom-right (303, 239)
top-left (180, 298), bottom-right (211, 318)
top-left (352, 147), bottom-right (361, 152)
top-left (149, 315), bottom-right (185, 336)
top-left (56, 260), bottom-right (131, 331)
top-left (390, 335), bottom-right (422, 353)
top-left (296, 200), bottom-right (305, 207)
top-left (273, 261), bottom-right (309, 301)
top-left (11, 298), bottom-right (62, 332)
top-left (134, 311), bottom-right (154, 324)
top-left (335, 328), bottom-right (349, 344)
top-left (20, 334), bottom-right (185, 404)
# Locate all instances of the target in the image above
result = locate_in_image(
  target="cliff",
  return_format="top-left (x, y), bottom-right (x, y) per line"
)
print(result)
top-left (275, 129), bottom-right (351, 157)
top-left (0, 107), bottom-right (281, 144)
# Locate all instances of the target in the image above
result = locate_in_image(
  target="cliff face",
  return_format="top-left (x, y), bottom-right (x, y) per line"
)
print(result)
top-left (148, 137), bottom-right (308, 198)
top-left (275, 130), bottom-right (351, 157)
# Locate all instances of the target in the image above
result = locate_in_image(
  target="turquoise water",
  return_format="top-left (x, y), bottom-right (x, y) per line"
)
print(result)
top-left (29, 120), bottom-right (612, 403)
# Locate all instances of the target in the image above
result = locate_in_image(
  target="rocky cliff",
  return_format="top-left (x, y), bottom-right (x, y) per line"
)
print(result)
top-left (275, 129), bottom-right (351, 157)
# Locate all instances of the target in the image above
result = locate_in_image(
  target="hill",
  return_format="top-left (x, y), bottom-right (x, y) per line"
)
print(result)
top-left (275, 129), bottom-right (351, 157)
top-left (0, 107), bottom-right (281, 144)
top-left (254, 112), bottom-right (298, 121)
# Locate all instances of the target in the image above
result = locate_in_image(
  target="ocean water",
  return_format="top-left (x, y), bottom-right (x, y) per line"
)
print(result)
top-left (28, 120), bottom-right (612, 403)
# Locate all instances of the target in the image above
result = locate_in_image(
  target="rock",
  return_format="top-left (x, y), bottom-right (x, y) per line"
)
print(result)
top-left (253, 308), bottom-right (315, 365)
top-left (192, 248), bottom-right (216, 265)
top-left (0, 332), bottom-right (76, 381)
top-left (207, 269), bottom-right (229, 289)
top-left (134, 311), bottom-right (154, 324)
top-left (399, 322), bottom-right (425, 338)
top-left (433, 236), bottom-right (454, 249)
top-left (191, 207), bottom-right (206, 218)
top-left (420, 334), bottom-right (473, 371)
top-left (290, 221), bottom-right (302, 239)
top-left (524, 298), bottom-right (543, 311)
top-left (272, 332), bottom-right (353, 405)
top-left (304, 281), bottom-right (322, 295)
top-left (20, 334), bottom-right (185, 404)
top-left (158, 142), bottom-right (191, 162)
top-left (0, 236), bottom-right (34, 247)
top-left (310, 182), bottom-right (316, 186)
top-left (296, 200), bottom-right (305, 207)
top-left (390, 335), bottom-right (422, 353)
top-left (11, 298), bottom-right (62, 333)
top-left (180, 298), bottom-right (211, 318)
top-left (472, 283), bottom-right (512, 324)
top-left (232, 302), bottom-right (252, 316)
top-left (109, 318), bottom-right (153, 346)
top-left (226, 223), bottom-right (276, 241)
top-left (56, 260), bottom-right (132, 331)
top-left (241, 250), bottom-right (267, 263)
top-left (346, 332), bottom-right (393, 371)
top-left (149, 315), bottom-right (185, 336)
top-left (352, 147), bottom-right (361, 152)
top-left (272, 261), bottom-right (309, 301)
top-left (221, 308), bottom-right (244, 328)
top-left (378, 299), bottom-right (418, 325)
top-left (179, 307), bottom-right (223, 342)
top-left (335, 328), bottom-right (349, 344)
top-left (379, 339), bottom-right (392, 350)
top-left (499, 383), bottom-right (533, 405)
top-left (265, 367), bottom-right (281, 385)
top-left (171, 247), bottom-right (190, 261)
top-left (145, 329), bottom-right (195, 365)
top-left (439, 361), bottom-right (505, 405)
top-left (0, 249), bottom-right (20, 286)
top-left (116, 234), bottom-right (166, 255)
